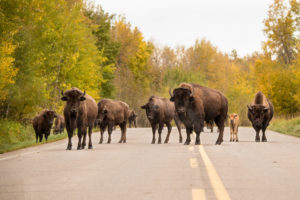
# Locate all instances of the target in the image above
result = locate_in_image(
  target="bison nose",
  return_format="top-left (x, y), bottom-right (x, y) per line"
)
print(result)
top-left (177, 108), bottom-right (185, 114)
top-left (71, 109), bottom-right (77, 114)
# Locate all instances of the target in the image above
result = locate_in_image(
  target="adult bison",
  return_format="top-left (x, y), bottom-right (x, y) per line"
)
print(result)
top-left (169, 83), bottom-right (228, 145)
top-left (33, 110), bottom-right (57, 143)
top-left (141, 96), bottom-right (182, 144)
top-left (247, 91), bottom-right (274, 142)
top-left (128, 109), bottom-right (137, 128)
top-left (53, 114), bottom-right (65, 134)
top-left (61, 88), bottom-right (97, 150)
top-left (97, 99), bottom-right (129, 144)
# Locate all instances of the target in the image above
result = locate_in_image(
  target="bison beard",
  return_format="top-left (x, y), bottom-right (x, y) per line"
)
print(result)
top-left (170, 83), bottom-right (228, 145)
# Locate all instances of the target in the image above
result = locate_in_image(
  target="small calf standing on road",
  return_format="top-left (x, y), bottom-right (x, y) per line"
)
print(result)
top-left (128, 109), bottom-right (137, 128)
top-left (97, 99), bottom-right (129, 144)
top-left (33, 110), bottom-right (57, 143)
top-left (247, 91), bottom-right (274, 142)
top-left (53, 114), bottom-right (65, 134)
top-left (141, 96), bottom-right (182, 144)
top-left (229, 113), bottom-right (239, 142)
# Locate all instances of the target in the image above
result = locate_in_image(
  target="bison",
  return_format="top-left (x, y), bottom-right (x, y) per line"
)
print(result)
top-left (141, 96), bottom-right (182, 144)
top-left (169, 83), bottom-right (228, 145)
top-left (53, 114), bottom-right (65, 134)
top-left (247, 91), bottom-right (274, 142)
top-left (97, 99), bottom-right (129, 144)
top-left (33, 110), bottom-right (57, 143)
top-left (229, 113), bottom-right (239, 142)
top-left (61, 88), bottom-right (98, 150)
top-left (128, 109), bottom-right (137, 128)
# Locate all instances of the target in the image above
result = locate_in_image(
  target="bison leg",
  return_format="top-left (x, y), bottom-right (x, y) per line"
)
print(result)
top-left (235, 126), bottom-right (239, 142)
top-left (261, 126), bottom-right (267, 142)
top-left (151, 123), bottom-right (157, 144)
top-left (88, 126), bottom-right (93, 149)
top-left (134, 119), bottom-right (137, 128)
top-left (39, 134), bottom-right (43, 143)
top-left (99, 124), bottom-right (107, 144)
top-left (157, 123), bottom-right (164, 144)
top-left (66, 124), bottom-right (73, 150)
top-left (184, 127), bottom-right (192, 145)
top-left (107, 123), bottom-right (113, 144)
top-left (254, 127), bottom-right (260, 142)
top-left (164, 122), bottom-right (172, 144)
top-left (174, 116), bottom-right (182, 143)
top-left (215, 117), bottom-right (225, 145)
top-left (230, 127), bottom-right (233, 142)
top-left (81, 128), bottom-right (87, 149)
top-left (194, 123), bottom-right (203, 145)
top-left (77, 127), bottom-right (83, 150)
top-left (119, 123), bottom-right (127, 143)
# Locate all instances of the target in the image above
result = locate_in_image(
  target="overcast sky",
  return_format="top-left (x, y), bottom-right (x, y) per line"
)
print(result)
top-left (91, 0), bottom-right (274, 57)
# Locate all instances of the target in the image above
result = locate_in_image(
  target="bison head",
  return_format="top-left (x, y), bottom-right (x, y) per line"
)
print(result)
top-left (61, 89), bottom-right (86, 118)
top-left (43, 110), bottom-right (57, 126)
top-left (141, 98), bottom-right (160, 121)
top-left (169, 87), bottom-right (194, 115)
top-left (97, 103), bottom-right (108, 124)
top-left (247, 104), bottom-right (268, 128)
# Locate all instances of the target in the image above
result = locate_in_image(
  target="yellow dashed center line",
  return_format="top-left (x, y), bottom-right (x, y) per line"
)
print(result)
top-left (190, 158), bottom-right (198, 168)
top-left (198, 145), bottom-right (231, 200)
top-left (192, 189), bottom-right (206, 200)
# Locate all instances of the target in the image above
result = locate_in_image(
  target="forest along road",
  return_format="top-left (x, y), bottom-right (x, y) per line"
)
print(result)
top-left (0, 127), bottom-right (300, 200)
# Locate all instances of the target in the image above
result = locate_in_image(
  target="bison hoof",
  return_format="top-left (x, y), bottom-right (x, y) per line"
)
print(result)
top-left (99, 141), bottom-right (103, 144)
top-left (262, 138), bottom-right (267, 142)
top-left (184, 141), bottom-right (190, 145)
top-left (88, 145), bottom-right (93, 149)
top-left (66, 146), bottom-right (72, 150)
top-left (151, 139), bottom-right (155, 144)
top-left (77, 146), bottom-right (81, 150)
top-left (255, 138), bottom-right (260, 142)
top-left (123, 140), bottom-right (126, 143)
top-left (179, 138), bottom-right (183, 143)
top-left (195, 140), bottom-right (200, 145)
top-left (164, 140), bottom-right (169, 144)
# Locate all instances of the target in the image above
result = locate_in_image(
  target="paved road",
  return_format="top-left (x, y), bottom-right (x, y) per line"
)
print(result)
top-left (0, 127), bottom-right (300, 200)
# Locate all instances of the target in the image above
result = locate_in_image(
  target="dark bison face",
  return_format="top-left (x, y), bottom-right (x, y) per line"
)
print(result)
top-left (248, 105), bottom-right (268, 128)
top-left (61, 90), bottom-right (86, 117)
top-left (129, 110), bottom-right (137, 120)
top-left (169, 88), bottom-right (194, 115)
top-left (97, 104), bottom-right (108, 123)
top-left (44, 111), bottom-right (57, 126)
top-left (141, 103), bottom-right (159, 121)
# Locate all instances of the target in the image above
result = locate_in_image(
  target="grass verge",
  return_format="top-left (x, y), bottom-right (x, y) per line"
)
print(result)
top-left (269, 117), bottom-right (300, 138)
top-left (0, 120), bottom-right (100, 154)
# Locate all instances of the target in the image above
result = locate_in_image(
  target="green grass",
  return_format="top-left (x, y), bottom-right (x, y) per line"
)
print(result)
top-left (269, 117), bottom-right (300, 138)
top-left (0, 120), bottom-right (69, 154)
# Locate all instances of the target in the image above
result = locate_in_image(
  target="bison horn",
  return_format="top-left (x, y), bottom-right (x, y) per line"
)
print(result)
top-left (190, 86), bottom-right (194, 97)
top-left (61, 90), bottom-right (64, 96)
top-left (82, 90), bottom-right (86, 97)
top-left (169, 88), bottom-right (173, 97)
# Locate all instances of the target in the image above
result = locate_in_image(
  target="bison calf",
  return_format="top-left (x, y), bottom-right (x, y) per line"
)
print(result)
top-left (141, 96), bottom-right (182, 144)
top-left (247, 91), bottom-right (274, 142)
top-left (229, 113), bottom-right (239, 142)
top-left (128, 109), bottom-right (137, 128)
top-left (97, 99), bottom-right (129, 144)
top-left (61, 88), bottom-right (97, 150)
top-left (53, 114), bottom-right (65, 134)
top-left (33, 110), bottom-right (56, 143)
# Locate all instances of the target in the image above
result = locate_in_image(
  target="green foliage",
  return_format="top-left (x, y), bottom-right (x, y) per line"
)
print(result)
top-left (269, 117), bottom-right (300, 137)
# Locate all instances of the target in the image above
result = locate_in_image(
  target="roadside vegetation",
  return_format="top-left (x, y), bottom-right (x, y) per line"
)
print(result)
top-left (0, 0), bottom-right (299, 152)
top-left (269, 117), bottom-right (300, 138)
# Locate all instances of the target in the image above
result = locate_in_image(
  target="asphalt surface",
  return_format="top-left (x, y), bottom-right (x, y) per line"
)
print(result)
top-left (0, 127), bottom-right (300, 200)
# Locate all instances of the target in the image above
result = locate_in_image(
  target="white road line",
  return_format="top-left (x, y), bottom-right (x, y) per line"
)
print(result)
top-left (198, 145), bottom-right (231, 200)
top-left (192, 189), bottom-right (206, 200)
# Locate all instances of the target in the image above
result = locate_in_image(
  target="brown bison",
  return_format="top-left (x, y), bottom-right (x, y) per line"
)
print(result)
top-left (97, 99), bottom-right (129, 144)
top-left (53, 114), bottom-right (65, 134)
top-left (33, 110), bottom-right (57, 143)
top-left (61, 88), bottom-right (97, 150)
top-left (247, 91), bottom-right (274, 142)
top-left (128, 109), bottom-right (137, 128)
top-left (170, 83), bottom-right (228, 145)
top-left (229, 113), bottom-right (239, 142)
top-left (141, 96), bottom-right (182, 144)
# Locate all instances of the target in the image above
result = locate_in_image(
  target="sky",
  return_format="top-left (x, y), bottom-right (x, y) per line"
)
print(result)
top-left (91, 0), bottom-right (274, 57)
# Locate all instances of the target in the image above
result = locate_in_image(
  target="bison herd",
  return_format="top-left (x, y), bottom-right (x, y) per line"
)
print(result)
top-left (32, 83), bottom-right (274, 150)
